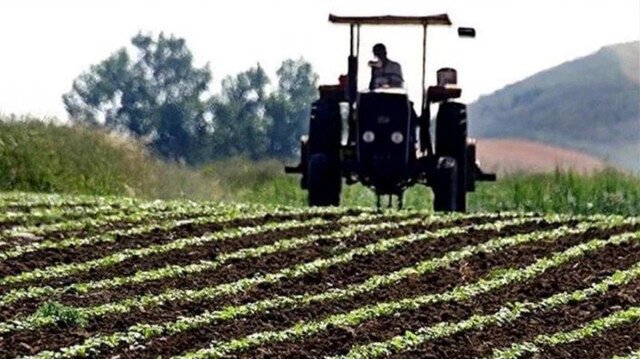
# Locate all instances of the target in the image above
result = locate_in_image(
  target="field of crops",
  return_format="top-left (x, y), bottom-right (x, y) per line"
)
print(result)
top-left (0, 192), bottom-right (638, 359)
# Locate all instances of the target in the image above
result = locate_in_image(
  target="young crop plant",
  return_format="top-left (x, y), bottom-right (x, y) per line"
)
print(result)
top-left (0, 211), bottom-right (507, 309)
top-left (613, 349), bottom-right (640, 359)
top-left (0, 214), bottom-right (359, 287)
top-left (0, 212), bottom-right (514, 334)
top-left (0, 200), bottom-right (381, 261)
top-left (328, 263), bottom-right (640, 359)
top-left (2, 192), bottom-right (638, 359)
top-left (168, 231), bottom-right (640, 359)
top-left (485, 306), bottom-right (640, 359)
top-left (0, 192), bottom-right (137, 210)
top-left (34, 301), bottom-right (88, 328)
top-left (13, 215), bottom-right (606, 358)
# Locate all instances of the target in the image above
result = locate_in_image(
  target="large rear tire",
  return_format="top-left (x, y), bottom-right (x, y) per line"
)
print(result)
top-left (306, 98), bottom-right (342, 207)
top-left (433, 156), bottom-right (458, 212)
top-left (307, 153), bottom-right (341, 206)
top-left (436, 102), bottom-right (468, 212)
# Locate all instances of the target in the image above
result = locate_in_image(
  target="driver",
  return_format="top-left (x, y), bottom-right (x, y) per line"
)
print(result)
top-left (368, 43), bottom-right (404, 90)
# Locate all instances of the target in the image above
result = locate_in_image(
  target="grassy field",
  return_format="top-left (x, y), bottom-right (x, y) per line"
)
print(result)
top-left (0, 116), bottom-right (218, 199)
top-left (1, 119), bottom-right (639, 357)
top-left (0, 193), bottom-right (638, 358)
top-left (1, 117), bottom-right (639, 215)
top-left (204, 159), bottom-right (640, 215)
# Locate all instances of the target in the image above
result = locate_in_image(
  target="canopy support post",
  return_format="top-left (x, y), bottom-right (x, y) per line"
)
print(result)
top-left (420, 24), bottom-right (428, 116)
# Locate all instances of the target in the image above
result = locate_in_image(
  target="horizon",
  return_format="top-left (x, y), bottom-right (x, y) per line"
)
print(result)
top-left (0, 0), bottom-right (638, 120)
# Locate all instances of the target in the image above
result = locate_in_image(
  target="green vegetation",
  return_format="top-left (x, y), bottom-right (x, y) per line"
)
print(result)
top-left (0, 116), bottom-right (218, 199)
top-left (169, 230), bottom-right (640, 359)
top-left (34, 302), bottom-right (88, 328)
top-left (65, 33), bottom-right (318, 164)
top-left (0, 194), bottom-right (637, 358)
top-left (206, 162), bottom-right (640, 215)
top-left (487, 306), bottom-right (640, 358)
top-left (1, 117), bottom-right (639, 215)
top-left (331, 254), bottom-right (640, 359)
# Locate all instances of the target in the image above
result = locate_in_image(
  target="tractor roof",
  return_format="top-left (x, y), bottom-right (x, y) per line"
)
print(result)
top-left (328, 14), bottom-right (451, 26)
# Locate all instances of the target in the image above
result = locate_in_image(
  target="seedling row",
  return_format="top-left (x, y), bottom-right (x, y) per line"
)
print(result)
top-left (0, 193), bottom-right (637, 358)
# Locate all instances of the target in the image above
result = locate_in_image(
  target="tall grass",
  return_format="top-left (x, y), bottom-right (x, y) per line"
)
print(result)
top-left (1, 116), bottom-right (638, 215)
top-left (200, 160), bottom-right (640, 215)
top-left (468, 169), bottom-right (640, 215)
top-left (0, 116), bottom-right (220, 200)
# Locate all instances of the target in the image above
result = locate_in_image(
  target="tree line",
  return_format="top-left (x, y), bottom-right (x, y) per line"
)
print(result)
top-left (63, 33), bottom-right (318, 164)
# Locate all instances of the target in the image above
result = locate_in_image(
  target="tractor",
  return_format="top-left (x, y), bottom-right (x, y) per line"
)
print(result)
top-left (285, 14), bottom-right (496, 211)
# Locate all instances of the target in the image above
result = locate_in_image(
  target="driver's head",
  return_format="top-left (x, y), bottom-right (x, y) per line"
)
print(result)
top-left (373, 43), bottom-right (387, 60)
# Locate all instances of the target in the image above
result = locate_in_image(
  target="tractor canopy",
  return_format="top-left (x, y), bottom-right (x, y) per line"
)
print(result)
top-left (328, 14), bottom-right (452, 26)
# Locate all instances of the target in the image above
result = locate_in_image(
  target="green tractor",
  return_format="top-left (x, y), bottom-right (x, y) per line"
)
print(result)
top-left (286, 14), bottom-right (495, 211)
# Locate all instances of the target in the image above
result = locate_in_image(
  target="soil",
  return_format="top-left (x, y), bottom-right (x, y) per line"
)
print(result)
top-left (0, 210), bottom-right (362, 277)
top-left (0, 211), bottom-right (636, 359)
top-left (530, 321), bottom-right (640, 359)
top-left (225, 235), bottom-right (640, 359)
top-left (1, 216), bottom-right (532, 356)
top-left (0, 215), bottom-right (494, 320)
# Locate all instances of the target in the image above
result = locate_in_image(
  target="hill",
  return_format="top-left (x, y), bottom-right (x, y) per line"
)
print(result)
top-left (469, 41), bottom-right (639, 170)
top-left (475, 138), bottom-right (606, 174)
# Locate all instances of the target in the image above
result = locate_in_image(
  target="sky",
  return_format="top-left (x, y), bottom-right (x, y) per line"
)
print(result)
top-left (0, 0), bottom-right (638, 120)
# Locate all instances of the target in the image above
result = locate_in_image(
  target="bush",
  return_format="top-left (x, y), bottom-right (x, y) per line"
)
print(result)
top-left (0, 116), bottom-right (220, 200)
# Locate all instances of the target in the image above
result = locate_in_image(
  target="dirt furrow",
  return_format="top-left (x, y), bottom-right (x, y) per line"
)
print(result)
top-left (530, 321), bottom-right (640, 359)
top-left (32, 220), bottom-right (574, 358)
top-left (0, 216), bottom-right (525, 356)
top-left (217, 235), bottom-right (640, 359)
top-left (0, 211), bottom-right (353, 277)
top-left (0, 207), bottom-right (220, 250)
top-left (1, 215), bottom-right (490, 320)
top-left (0, 213), bottom-right (364, 293)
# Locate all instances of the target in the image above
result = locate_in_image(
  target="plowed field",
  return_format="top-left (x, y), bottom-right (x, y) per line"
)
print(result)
top-left (0, 192), bottom-right (638, 359)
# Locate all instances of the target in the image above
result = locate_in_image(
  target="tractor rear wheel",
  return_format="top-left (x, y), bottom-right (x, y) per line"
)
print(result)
top-left (433, 156), bottom-right (458, 212)
top-left (436, 102), bottom-right (468, 211)
top-left (307, 153), bottom-right (341, 206)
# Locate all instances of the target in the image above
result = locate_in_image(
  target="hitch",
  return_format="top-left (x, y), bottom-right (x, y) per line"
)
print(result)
top-left (284, 164), bottom-right (303, 174)
top-left (474, 162), bottom-right (496, 182)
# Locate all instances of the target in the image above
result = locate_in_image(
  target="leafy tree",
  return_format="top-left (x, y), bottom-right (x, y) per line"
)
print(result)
top-left (265, 59), bottom-right (318, 158)
top-left (208, 64), bottom-right (270, 159)
top-left (207, 59), bottom-right (318, 160)
top-left (64, 31), bottom-right (319, 162)
top-left (63, 33), bottom-right (211, 162)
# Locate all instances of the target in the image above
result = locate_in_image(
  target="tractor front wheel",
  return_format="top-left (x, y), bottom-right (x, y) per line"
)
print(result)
top-left (307, 153), bottom-right (341, 206)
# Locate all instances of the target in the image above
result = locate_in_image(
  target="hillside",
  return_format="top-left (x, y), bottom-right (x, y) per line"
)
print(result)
top-left (475, 138), bottom-right (606, 174)
top-left (469, 41), bottom-right (639, 170)
top-left (0, 116), bottom-right (218, 199)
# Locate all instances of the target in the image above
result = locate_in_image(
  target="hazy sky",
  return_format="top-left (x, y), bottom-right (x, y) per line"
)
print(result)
top-left (0, 0), bottom-right (638, 119)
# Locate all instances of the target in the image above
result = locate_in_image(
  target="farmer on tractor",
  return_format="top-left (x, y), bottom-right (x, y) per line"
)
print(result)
top-left (368, 43), bottom-right (404, 89)
top-left (285, 14), bottom-right (496, 211)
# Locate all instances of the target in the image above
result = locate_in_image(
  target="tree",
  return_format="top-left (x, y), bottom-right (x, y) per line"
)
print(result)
top-left (207, 59), bottom-right (318, 160)
top-left (63, 33), bottom-right (211, 162)
top-left (265, 58), bottom-right (318, 158)
top-left (64, 32), bottom-right (319, 162)
top-left (208, 64), bottom-right (270, 159)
